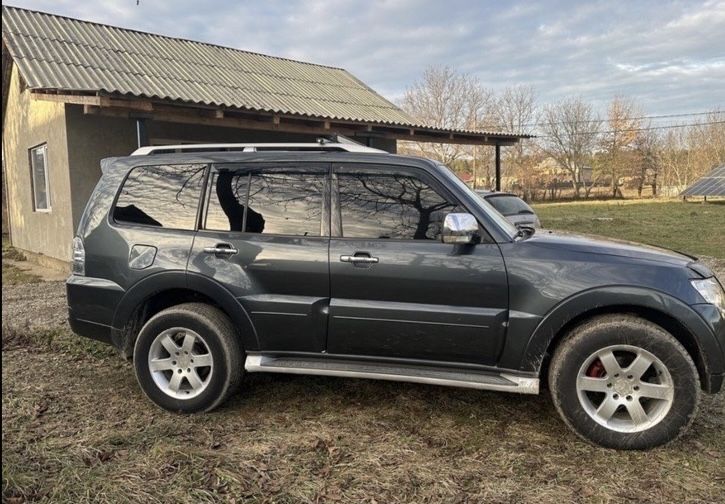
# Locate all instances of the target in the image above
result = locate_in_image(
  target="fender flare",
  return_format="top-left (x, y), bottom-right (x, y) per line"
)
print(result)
top-left (111, 270), bottom-right (260, 351)
top-left (519, 286), bottom-right (724, 377)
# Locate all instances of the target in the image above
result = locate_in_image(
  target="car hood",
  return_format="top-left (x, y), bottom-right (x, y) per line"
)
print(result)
top-left (523, 230), bottom-right (696, 267)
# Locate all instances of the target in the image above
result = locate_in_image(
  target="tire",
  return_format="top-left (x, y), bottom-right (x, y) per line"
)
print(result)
top-left (133, 303), bottom-right (243, 413)
top-left (548, 314), bottom-right (700, 450)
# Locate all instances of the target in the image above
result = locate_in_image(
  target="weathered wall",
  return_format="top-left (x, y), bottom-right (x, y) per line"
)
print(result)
top-left (65, 105), bottom-right (137, 231)
top-left (3, 65), bottom-right (74, 261)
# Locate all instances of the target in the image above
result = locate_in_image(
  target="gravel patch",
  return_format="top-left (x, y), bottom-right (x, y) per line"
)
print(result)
top-left (2, 280), bottom-right (68, 329)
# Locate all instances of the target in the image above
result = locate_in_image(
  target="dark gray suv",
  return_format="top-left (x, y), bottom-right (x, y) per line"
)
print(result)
top-left (67, 142), bottom-right (725, 449)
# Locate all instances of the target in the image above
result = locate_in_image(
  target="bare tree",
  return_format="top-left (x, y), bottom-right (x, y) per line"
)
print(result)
top-left (601, 97), bottom-right (642, 197)
top-left (632, 125), bottom-right (659, 197)
top-left (492, 85), bottom-right (538, 199)
top-left (539, 97), bottom-right (600, 199)
top-left (399, 66), bottom-right (494, 167)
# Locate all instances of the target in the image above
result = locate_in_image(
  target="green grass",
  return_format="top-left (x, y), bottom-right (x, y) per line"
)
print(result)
top-left (533, 199), bottom-right (725, 259)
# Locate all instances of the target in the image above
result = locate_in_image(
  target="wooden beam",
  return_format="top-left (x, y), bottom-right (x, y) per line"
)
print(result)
top-left (78, 99), bottom-right (524, 146)
top-left (98, 96), bottom-right (153, 112)
top-left (33, 93), bottom-right (102, 106)
top-left (32, 92), bottom-right (153, 111)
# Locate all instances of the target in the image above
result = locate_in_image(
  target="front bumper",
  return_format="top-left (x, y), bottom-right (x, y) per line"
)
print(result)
top-left (691, 303), bottom-right (725, 393)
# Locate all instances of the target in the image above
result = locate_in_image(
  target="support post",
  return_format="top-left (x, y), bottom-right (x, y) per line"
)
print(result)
top-left (136, 118), bottom-right (149, 148)
top-left (495, 143), bottom-right (501, 191)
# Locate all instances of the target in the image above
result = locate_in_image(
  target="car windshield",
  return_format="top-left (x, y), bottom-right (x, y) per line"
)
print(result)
top-left (436, 165), bottom-right (519, 240)
top-left (485, 195), bottom-right (535, 216)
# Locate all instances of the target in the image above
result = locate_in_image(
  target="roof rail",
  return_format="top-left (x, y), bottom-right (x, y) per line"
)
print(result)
top-left (131, 141), bottom-right (386, 156)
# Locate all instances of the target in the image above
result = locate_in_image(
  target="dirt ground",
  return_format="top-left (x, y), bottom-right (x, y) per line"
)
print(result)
top-left (2, 263), bottom-right (725, 503)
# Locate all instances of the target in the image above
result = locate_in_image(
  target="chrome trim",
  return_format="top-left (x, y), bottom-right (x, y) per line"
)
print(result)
top-left (244, 355), bottom-right (539, 394)
top-left (340, 255), bottom-right (379, 264)
top-left (442, 212), bottom-right (479, 244)
top-left (203, 246), bottom-right (238, 255)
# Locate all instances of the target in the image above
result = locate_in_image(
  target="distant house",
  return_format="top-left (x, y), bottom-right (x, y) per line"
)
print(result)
top-left (1, 6), bottom-right (526, 267)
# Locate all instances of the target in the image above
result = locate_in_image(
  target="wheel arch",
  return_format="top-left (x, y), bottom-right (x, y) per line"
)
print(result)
top-left (522, 286), bottom-right (723, 393)
top-left (111, 270), bottom-right (259, 358)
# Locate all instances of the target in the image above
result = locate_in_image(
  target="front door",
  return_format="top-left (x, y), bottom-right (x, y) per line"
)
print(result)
top-left (327, 164), bottom-right (508, 366)
top-left (188, 162), bottom-right (330, 353)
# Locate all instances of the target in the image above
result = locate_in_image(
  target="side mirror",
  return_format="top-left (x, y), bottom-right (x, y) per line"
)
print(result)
top-left (442, 213), bottom-right (479, 245)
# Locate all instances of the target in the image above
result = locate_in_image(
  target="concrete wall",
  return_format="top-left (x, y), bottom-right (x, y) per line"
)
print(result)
top-left (65, 105), bottom-right (137, 231)
top-left (3, 65), bottom-right (74, 262)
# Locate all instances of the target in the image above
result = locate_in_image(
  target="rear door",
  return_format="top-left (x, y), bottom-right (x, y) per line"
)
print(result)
top-left (188, 162), bottom-right (330, 353)
top-left (327, 164), bottom-right (509, 366)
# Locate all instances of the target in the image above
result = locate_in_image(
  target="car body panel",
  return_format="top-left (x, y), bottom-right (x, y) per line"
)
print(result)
top-left (66, 150), bottom-right (725, 394)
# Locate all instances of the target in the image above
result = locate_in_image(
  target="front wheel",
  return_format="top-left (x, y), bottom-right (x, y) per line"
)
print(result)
top-left (549, 315), bottom-right (700, 449)
top-left (133, 303), bottom-right (243, 413)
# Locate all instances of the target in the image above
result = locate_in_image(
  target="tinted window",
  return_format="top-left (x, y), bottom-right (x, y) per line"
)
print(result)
top-left (114, 164), bottom-right (205, 229)
top-left (337, 171), bottom-right (459, 240)
top-left (205, 169), bottom-right (325, 236)
top-left (485, 195), bottom-right (534, 215)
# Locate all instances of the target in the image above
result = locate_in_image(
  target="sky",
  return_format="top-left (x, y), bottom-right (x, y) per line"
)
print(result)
top-left (5, 0), bottom-right (725, 118)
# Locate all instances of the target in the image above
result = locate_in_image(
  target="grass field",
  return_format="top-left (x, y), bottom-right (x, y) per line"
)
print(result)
top-left (533, 199), bottom-right (725, 259)
top-left (2, 201), bottom-right (725, 503)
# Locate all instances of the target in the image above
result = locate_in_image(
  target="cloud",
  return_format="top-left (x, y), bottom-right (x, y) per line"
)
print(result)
top-left (5, 0), bottom-right (724, 115)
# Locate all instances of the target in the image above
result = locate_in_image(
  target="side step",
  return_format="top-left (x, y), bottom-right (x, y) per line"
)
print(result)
top-left (244, 355), bottom-right (539, 394)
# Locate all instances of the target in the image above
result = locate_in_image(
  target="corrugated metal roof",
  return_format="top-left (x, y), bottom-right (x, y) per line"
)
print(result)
top-left (1, 5), bottom-right (423, 127)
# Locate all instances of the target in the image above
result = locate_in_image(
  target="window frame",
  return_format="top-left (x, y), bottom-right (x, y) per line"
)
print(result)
top-left (199, 162), bottom-right (331, 239)
top-left (331, 163), bottom-right (472, 242)
top-left (29, 143), bottom-right (51, 213)
top-left (110, 163), bottom-right (209, 233)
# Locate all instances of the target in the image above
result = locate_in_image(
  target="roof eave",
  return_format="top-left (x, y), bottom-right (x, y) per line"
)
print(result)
top-left (28, 89), bottom-right (532, 145)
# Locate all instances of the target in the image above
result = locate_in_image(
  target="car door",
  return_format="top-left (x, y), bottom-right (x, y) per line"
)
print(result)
top-left (327, 164), bottom-right (508, 366)
top-left (188, 162), bottom-right (330, 353)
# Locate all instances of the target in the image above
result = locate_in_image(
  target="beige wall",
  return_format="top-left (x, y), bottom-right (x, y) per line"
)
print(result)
top-left (3, 65), bottom-right (74, 261)
top-left (65, 105), bottom-right (137, 230)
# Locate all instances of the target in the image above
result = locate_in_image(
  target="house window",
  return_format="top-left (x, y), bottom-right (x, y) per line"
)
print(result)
top-left (29, 144), bottom-right (50, 212)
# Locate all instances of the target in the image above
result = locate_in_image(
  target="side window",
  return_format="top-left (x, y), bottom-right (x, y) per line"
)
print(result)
top-left (113, 164), bottom-right (205, 229)
top-left (29, 144), bottom-right (50, 212)
top-left (337, 170), bottom-right (460, 240)
top-left (205, 169), bottom-right (325, 237)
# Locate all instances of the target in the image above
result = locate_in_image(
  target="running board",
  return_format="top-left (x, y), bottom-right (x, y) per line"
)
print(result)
top-left (244, 355), bottom-right (539, 394)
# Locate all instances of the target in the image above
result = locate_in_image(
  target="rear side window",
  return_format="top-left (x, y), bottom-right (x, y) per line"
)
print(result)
top-left (337, 171), bottom-right (460, 240)
top-left (205, 169), bottom-right (325, 236)
top-left (113, 164), bottom-right (205, 229)
top-left (486, 195), bottom-right (534, 216)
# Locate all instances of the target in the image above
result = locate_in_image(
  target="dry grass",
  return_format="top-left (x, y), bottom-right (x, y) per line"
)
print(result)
top-left (2, 323), bottom-right (724, 503)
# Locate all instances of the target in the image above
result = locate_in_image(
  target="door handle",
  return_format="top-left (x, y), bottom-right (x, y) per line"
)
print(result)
top-left (340, 254), bottom-right (379, 264)
top-left (203, 244), bottom-right (238, 256)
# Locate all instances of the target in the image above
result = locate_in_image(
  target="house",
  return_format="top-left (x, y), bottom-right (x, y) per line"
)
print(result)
top-left (1, 6), bottom-right (526, 268)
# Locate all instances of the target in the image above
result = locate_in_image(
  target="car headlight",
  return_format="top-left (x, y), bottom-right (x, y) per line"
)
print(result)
top-left (691, 277), bottom-right (725, 313)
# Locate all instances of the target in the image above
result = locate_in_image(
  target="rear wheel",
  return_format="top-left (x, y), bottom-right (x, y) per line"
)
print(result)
top-left (133, 303), bottom-right (243, 412)
top-left (549, 315), bottom-right (700, 449)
